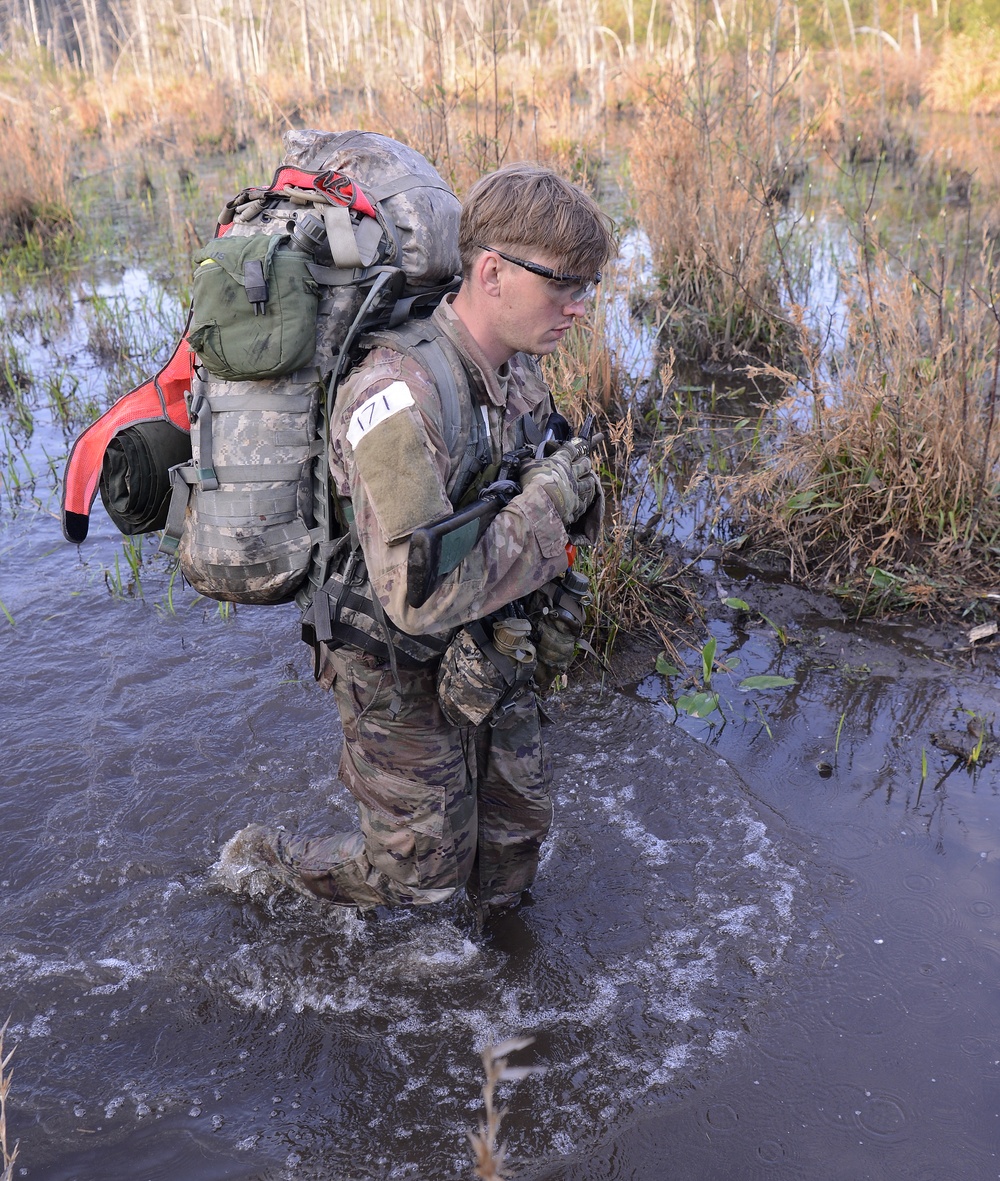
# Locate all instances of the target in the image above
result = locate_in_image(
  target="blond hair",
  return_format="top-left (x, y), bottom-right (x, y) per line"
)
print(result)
top-left (459, 163), bottom-right (616, 280)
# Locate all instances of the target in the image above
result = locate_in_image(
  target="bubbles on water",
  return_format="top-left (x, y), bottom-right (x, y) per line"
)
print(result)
top-left (702, 1101), bottom-right (739, 1131)
top-left (855, 1091), bottom-right (908, 1140)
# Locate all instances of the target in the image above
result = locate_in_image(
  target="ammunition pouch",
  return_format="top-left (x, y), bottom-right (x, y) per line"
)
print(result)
top-left (436, 616), bottom-right (536, 728)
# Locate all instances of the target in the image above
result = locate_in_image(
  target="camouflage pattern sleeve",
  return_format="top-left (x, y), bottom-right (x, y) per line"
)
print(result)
top-left (330, 347), bottom-right (574, 637)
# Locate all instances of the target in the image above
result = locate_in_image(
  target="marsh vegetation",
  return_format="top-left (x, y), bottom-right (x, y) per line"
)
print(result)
top-left (5, 6), bottom-right (1000, 1177)
top-left (3, 0), bottom-right (1000, 649)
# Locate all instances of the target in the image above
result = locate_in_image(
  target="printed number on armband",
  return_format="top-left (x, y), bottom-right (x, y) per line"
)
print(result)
top-left (347, 382), bottom-right (416, 448)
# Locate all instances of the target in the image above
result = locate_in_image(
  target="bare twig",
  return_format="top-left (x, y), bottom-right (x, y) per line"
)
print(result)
top-left (0, 1019), bottom-right (19, 1181)
top-left (468, 1037), bottom-right (543, 1180)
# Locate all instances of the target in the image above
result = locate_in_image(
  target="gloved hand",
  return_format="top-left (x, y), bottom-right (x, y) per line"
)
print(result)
top-left (534, 617), bottom-right (578, 692)
top-left (518, 438), bottom-right (598, 527)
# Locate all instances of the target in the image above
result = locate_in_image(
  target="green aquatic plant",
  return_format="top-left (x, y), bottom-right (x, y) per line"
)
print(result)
top-left (664, 635), bottom-right (722, 720)
top-left (104, 535), bottom-right (146, 599)
top-left (724, 596), bottom-right (790, 645)
top-left (959, 708), bottom-right (994, 767)
top-left (834, 711), bottom-right (846, 755)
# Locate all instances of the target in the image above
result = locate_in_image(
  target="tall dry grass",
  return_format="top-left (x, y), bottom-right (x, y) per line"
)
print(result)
top-left (0, 99), bottom-right (73, 250)
top-left (724, 217), bottom-right (1000, 611)
top-left (925, 27), bottom-right (1000, 116)
top-left (2, 0), bottom-right (999, 198)
top-left (543, 290), bottom-right (701, 661)
top-left (628, 44), bottom-right (805, 368)
top-left (6, 0), bottom-right (1000, 629)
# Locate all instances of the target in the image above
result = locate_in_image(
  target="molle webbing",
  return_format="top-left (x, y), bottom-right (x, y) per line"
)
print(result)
top-left (301, 528), bottom-right (452, 669)
top-left (160, 367), bottom-right (324, 605)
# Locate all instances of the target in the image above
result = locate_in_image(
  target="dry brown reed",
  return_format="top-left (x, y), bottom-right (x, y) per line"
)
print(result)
top-left (3, 0), bottom-right (1000, 217)
top-left (467, 1036), bottom-right (542, 1180)
top-left (0, 98), bottom-right (73, 250)
top-left (724, 226), bottom-right (1000, 612)
top-left (925, 28), bottom-right (1000, 116)
top-left (628, 50), bottom-right (803, 368)
top-left (579, 399), bottom-right (700, 663)
top-left (0, 1020), bottom-right (18, 1181)
top-left (543, 275), bottom-right (700, 660)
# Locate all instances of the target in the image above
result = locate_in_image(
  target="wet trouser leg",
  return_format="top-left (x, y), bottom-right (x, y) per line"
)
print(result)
top-left (284, 648), bottom-right (475, 907)
top-left (281, 648), bottom-right (551, 912)
top-left (470, 690), bottom-right (552, 914)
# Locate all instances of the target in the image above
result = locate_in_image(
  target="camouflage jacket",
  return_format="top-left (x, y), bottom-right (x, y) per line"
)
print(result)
top-left (329, 294), bottom-right (600, 637)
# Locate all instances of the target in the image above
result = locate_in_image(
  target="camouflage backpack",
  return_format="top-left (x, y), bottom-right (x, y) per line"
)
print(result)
top-left (62, 129), bottom-right (467, 607)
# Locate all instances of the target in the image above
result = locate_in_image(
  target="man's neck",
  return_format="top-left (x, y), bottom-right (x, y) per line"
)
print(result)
top-left (450, 285), bottom-right (514, 370)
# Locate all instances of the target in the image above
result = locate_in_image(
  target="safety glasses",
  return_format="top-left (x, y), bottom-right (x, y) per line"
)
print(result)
top-left (474, 243), bottom-right (601, 304)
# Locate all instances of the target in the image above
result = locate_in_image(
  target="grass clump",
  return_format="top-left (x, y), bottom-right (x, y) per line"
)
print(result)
top-left (628, 51), bottom-right (803, 371)
top-left (0, 104), bottom-right (74, 256)
top-left (925, 26), bottom-right (1000, 116)
top-left (722, 192), bottom-right (1000, 615)
top-left (543, 278), bottom-right (701, 665)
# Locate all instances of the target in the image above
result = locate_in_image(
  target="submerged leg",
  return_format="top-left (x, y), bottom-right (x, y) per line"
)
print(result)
top-left (259, 648), bottom-right (477, 909)
top-left (470, 691), bottom-right (552, 915)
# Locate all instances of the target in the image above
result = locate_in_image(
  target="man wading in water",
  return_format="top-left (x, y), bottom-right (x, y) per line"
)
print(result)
top-left (238, 163), bottom-right (615, 927)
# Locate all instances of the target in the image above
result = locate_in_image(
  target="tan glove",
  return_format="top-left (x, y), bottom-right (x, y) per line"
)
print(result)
top-left (518, 438), bottom-right (598, 527)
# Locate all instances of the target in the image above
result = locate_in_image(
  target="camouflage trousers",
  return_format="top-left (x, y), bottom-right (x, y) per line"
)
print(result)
top-left (279, 645), bottom-right (552, 912)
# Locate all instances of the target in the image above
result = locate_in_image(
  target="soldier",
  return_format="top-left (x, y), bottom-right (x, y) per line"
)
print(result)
top-left (249, 162), bottom-right (616, 924)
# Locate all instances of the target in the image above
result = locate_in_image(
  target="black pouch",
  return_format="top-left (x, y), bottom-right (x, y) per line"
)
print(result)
top-left (99, 419), bottom-right (192, 534)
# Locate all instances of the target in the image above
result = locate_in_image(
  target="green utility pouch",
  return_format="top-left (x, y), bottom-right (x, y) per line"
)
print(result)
top-left (188, 234), bottom-right (320, 381)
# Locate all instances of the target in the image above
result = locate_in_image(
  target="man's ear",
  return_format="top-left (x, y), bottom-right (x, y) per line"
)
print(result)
top-left (476, 250), bottom-right (503, 298)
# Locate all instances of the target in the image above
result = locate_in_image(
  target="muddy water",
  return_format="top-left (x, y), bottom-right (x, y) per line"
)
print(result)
top-left (4, 263), bottom-right (1000, 1179)
top-left (2, 527), bottom-right (822, 1178)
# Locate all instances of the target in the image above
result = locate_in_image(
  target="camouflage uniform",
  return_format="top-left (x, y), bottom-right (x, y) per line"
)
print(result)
top-left (272, 294), bottom-right (600, 914)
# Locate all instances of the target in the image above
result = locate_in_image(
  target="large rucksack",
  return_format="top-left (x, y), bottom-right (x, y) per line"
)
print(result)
top-left (62, 129), bottom-right (466, 608)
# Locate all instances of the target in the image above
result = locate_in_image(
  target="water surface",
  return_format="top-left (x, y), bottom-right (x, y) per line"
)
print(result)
top-left (3, 245), bottom-right (1000, 1180)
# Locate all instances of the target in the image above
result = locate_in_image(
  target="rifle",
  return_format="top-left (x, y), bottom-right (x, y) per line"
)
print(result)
top-left (405, 412), bottom-right (596, 610)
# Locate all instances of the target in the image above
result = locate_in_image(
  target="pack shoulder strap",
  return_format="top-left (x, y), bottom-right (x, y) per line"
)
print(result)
top-left (360, 318), bottom-right (491, 506)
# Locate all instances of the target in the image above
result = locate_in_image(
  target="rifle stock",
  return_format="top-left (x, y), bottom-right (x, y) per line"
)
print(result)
top-left (406, 492), bottom-right (513, 610)
top-left (405, 414), bottom-right (597, 610)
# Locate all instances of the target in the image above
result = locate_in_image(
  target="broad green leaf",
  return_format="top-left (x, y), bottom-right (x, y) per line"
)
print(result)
top-left (678, 691), bottom-right (720, 718)
top-left (655, 653), bottom-right (681, 677)
top-left (701, 636), bottom-right (717, 685)
top-left (738, 675), bottom-right (797, 691)
top-left (724, 597), bottom-right (750, 610)
top-left (785, 490), bottom-right (818, 511)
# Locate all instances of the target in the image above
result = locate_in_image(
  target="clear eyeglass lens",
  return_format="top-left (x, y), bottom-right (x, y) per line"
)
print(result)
top-left (546, 279), bottom-right (595, 304)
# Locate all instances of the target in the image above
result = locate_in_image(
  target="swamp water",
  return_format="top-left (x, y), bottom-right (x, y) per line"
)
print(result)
top-left (3, 212), bottom-right (1000, 1179)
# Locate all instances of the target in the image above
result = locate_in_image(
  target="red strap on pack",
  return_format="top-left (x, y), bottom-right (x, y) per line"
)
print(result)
top-left (268, 165), bottom-right (377, 219)
top-left (61, 335), bottom-right (194, 543)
